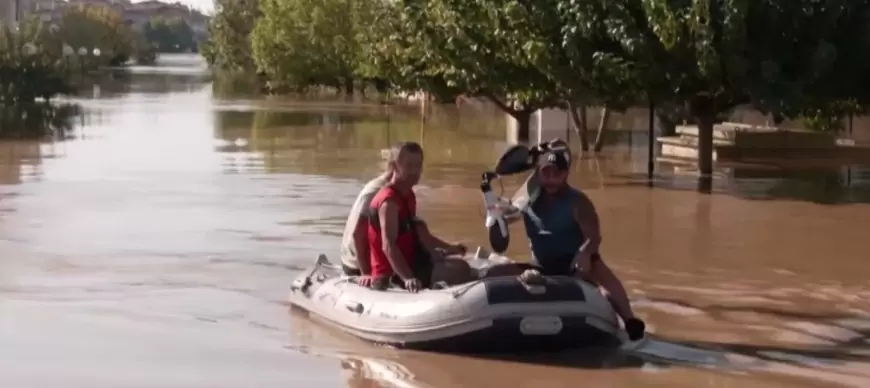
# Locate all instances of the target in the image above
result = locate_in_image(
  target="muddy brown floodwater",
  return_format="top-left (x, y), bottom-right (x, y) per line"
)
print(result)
top-left (2, 54), bottom-right (870, 388)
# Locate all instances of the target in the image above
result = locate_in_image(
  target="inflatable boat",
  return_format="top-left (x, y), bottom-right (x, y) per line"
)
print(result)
top-left (288, 253), bottom-right (625, 353)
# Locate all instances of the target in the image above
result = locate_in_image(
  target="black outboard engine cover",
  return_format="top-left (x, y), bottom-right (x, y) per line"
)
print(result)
top-left (494, 145), bottom-right (533, 176)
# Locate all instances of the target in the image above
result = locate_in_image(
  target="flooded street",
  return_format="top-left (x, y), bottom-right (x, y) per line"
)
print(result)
top-left (2, 54), bottom-right (870, 387)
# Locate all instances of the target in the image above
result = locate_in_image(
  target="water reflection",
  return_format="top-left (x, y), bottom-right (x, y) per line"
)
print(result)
top-left (639, 164), bottom-right (870, 204)
top-left (632, 295), bottom-right (870, 387)
top-left (100, 70), bottom-right (211, 96)
top-left (66, 53), bottom-right (211, 99)
top-left (0, 103), bottom-right (81, 140)
top-left (212, 106), bottom-right (510, 183)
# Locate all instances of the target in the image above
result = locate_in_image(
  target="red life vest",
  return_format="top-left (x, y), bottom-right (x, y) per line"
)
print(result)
top-left (367, 186), bottom-right (418, 279)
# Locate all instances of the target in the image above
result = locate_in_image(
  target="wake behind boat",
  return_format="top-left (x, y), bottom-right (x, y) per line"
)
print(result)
top-left (288, 253), bottom-right (625, 353)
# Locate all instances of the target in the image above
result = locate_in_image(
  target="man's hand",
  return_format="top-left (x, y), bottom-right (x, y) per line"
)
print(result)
top-left (404, 278), bottom-right (422, 292)
top-left (446, 243), bottom-right (467, 256)
top-left (357, 276), bottom-right (374, 288)
top-left (573, 250), bottom-right (593, 274)
top-left (434, 243), bottom-right (466, 257)
top-left (497, 203), bottom-right (520, 218)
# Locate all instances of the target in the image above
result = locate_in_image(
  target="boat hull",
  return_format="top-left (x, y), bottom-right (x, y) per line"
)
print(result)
top-left (289, 255), bottom-right (624, 353)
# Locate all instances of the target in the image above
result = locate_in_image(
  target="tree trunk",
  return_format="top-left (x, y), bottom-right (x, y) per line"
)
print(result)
top-left (772, 113), bottom-right (785, 125)
top-left (689, 96), bottom-right (718, 190)
top-left (593, 106), bottom-right (610, 152)
top-left (343, 78), bottom-right (354, 96)
top-left (696, 113), bottom-right (715, 179)
top-left (482, 93), bottom-right (535, 143)
top-left (567, 101), bottom-right (589, 151)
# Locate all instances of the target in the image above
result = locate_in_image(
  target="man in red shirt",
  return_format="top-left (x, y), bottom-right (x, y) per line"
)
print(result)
top-left (365, 141), bottom-right (471, 292)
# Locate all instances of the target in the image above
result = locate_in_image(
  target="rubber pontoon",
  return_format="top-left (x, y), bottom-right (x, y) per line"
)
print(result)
top-left (288, 254), bottom-right (625, 353)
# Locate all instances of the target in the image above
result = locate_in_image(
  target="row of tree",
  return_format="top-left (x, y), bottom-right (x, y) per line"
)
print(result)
top-left (202, 0), bottom-right (870, 175)
top-left (39, 5), bottom-right (157, 67)
top-left (0, 5), bottom-right (160, 106)
top-left (142, 17), bottom-right (199, 53)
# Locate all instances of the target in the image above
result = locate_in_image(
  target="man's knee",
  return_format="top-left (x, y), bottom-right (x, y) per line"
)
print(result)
top-left (585, 256), bottom-right (621, 286)
top-left (572, 255), bottom-right (605, 283)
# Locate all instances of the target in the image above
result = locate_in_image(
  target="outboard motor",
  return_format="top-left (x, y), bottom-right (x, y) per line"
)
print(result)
top-left (481, 140), bottom-right (568, 253)
top-left (480, 139), bottom-right (571, 254)
top-left (481, 170), bottom-right (511, 253)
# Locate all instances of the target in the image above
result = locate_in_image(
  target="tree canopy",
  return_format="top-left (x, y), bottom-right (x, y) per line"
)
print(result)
top-left (143, 17), bottom-right (197, 53)
top-left (201, 0), bottom-right (260, 72)
top-left (202, 0), bottom-right (870, 175)
top-left (57, 5), bottom-right (138, 66)
top-left (251, 0), bottom-right (370, 93)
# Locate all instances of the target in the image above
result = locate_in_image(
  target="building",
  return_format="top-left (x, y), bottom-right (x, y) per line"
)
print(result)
top-left (1, 0), bottom-right (22, 27)
top-left (0, 1), bottom-right (10, 27)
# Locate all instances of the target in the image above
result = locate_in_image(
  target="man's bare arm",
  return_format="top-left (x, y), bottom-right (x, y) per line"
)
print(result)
top-left (572, 192), bottom-right (602, 255)
top-left (414, 219), bottom-right (452, 252)
top-left (351, 218), bottom-right (371, 274)
top-left (379, 200), bottom-right (415, 279)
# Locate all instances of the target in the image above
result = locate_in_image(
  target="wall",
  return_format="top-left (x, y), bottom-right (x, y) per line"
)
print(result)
top-left (0, 0), bottom-right (12, 27)
top-left (508, 105), bottom-right (870, 145)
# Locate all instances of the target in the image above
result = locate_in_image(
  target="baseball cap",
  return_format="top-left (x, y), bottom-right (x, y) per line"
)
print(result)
top-left (539, 150), bottom-right (571, 171)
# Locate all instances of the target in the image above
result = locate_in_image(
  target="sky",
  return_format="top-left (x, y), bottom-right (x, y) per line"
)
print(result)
top-left (131, 0), bottom-right (214, 13)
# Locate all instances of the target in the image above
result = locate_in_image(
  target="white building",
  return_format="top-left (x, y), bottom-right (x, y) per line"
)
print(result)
top-left (0, 0), bottom-right (21, 27)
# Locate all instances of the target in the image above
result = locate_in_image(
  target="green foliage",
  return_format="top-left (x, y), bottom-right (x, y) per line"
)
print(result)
top-left (133, 34), bottom-right (158, 65)
top-left (251, 0), bottom-right (368, 93)
top-left (559, 0), bottom-right (870, 117)
top-left (143, 17), bottom-right (197, 53)
top-left (0, 19), bottom-right (73, 105)
top-left (557, 0), bottom-right (870, 173)
top-left (201, 0), bottom-right (260, 72)
top-left (57, 5), bottom-right (138, 66)
top-left (393, 0), bottom-right (564, 113)
top-left (799, 100), bottom-right (863, 133)
top-left (356, 1), bottom-right (461, 100)
top-left (202, 0), bottom-right (870, 155)
top-left (211, 70), bottom-right (264, 98)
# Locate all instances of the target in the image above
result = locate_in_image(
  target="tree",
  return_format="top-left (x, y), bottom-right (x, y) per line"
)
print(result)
top-left (58, 5), bottom-right (137, 66)
top-left (0, 19), bottom-right (73, 105)
top-left (251, 0), bottom-right (369, 94)
top-left (387, 0), bottom-right (572, 140)
top-left (143, 17), bottom-right (197, 53)
top-left (201, 0), bottom-right (260, 72)
top-left (389, 0), bottom-right (645, 147)
top-left (559, 0), bottom-right (870, 177)
top-left (356, 1), bottom-right (463, 101)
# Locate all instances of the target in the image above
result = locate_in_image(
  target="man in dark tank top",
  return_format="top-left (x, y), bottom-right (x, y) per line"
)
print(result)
top-left (521, 142), bottom-right (646, 342)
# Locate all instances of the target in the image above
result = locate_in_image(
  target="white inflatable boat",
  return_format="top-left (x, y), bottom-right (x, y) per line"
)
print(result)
top-left (288, 253), bottom-right (624, 353)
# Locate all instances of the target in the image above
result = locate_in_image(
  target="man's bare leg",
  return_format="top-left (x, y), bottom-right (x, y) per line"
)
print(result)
top-left (585, 259), bottom-right (646, 341)
top-left (586, 260), bottom-right (635, 319)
